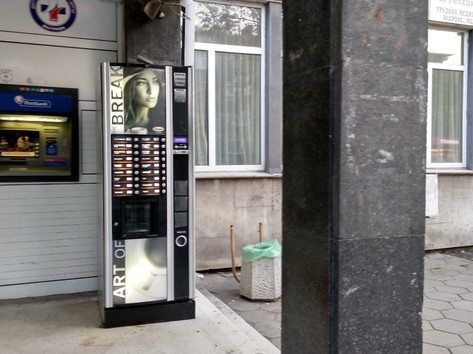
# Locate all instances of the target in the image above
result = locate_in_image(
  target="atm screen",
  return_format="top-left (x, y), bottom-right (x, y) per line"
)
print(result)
top-left (0, 130), bottom-right (40, 158)
top-left (0, 83), bottom-right (79, 182)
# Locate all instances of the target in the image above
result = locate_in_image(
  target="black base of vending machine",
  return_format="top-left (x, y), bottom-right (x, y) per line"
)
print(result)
top-left (102, 300), bottom-right (195, 328)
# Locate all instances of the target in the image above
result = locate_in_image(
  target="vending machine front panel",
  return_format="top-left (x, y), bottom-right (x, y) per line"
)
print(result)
top-left (99, 63), bottom-right (194, 327)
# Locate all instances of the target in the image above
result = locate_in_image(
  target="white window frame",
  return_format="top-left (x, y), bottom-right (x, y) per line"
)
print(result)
top-left (427, 26), bottom-right (468, 169)
top-left (193, 2), bottom-right (266, 173)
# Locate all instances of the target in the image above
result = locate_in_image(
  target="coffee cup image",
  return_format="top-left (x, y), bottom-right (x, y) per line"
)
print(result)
top-left (125, 238), bottom-right (167, 302)
top-left (130, 127), bottom-right (148, 134)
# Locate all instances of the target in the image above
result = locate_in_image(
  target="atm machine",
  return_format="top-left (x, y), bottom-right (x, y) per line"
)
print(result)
top-left (0, 84), bottom-right (79, 182)
top-left (98, 63), bottom-right (195, 327)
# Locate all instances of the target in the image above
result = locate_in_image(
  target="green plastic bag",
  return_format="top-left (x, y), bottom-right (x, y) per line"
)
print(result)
top-left (241, 239), bottom-right (282, 263)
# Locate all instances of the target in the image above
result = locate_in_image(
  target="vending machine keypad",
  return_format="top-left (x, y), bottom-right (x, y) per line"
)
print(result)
top-left (111, 135), bottom-right (166, 197)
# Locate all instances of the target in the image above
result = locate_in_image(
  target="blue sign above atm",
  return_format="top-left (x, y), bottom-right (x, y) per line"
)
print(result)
top-left (0, 91), bottom-right (72, 113)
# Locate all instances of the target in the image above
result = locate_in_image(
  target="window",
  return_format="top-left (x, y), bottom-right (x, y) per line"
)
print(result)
top-left (194, 2), bottom-right (264, 171)
top-left (427, 27), bottom-right (467, 168)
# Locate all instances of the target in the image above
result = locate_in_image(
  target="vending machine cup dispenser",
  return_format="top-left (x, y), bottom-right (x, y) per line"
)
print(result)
top-left (98, 63), bottom-right (195, 327)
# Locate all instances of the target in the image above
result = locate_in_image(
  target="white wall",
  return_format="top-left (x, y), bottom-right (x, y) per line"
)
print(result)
top-left (426, 174), bottom-right (473, 249)
top-left (195, 177), bottom-right (282, 270)
top-left (0, 0), bottom-right (120, 299)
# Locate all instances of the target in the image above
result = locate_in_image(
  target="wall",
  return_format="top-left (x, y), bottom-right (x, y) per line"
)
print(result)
top-left (0, 0), bottom-right (120, 299)
top-left (426, 174), bottom-right (473, 249)
top-left (0, 1), bottom-right (284, 300)
top-left (195, 177), bottom-right (282, 270)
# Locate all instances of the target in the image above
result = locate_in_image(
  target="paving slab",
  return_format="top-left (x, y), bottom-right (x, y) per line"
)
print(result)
top-left (424, 298), bottom-right (453, 311)
top-left (423, 330), bottom-right (465, 347)
top-left (450, 346), bottom-right (473, 354)
top-left (423, 343), bottom-right (450, 354)
top-left (443, 308), bottom-right (473, 323)
top-left (430, 318), bottom-right (473, 335)
top-left (461, 332), bottom-right (473, 345)
top-left (452, 300), bottom-right (473, 311)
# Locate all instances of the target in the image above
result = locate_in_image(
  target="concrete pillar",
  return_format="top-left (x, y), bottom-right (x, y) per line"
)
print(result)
top-left (282, 1), bottom-right (427, 353)
top-left (124, 1), bottom-right (183, 65)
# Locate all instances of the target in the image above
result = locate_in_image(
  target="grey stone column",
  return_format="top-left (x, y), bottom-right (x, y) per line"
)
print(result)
top-left (282, 1), bottom-right (427, 353)
top-left (124, 1), bottom-right (183, 65)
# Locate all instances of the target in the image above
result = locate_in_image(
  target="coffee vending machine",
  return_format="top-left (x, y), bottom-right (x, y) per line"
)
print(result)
top-left (98, 63), bottom-right (195, 327)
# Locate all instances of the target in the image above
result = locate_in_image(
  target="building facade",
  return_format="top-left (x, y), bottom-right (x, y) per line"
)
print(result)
top-left (0, 0), bottom-right (471, 300)
top-left (0, 0), bottom-right (282, 299)
top-left (426, 1), bottom-right (473, 249)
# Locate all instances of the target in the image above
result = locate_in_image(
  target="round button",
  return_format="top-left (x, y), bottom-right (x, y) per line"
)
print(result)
top-left (134, 137), bottom-right (139, 142)
top-left (175, 235), bottom-right (188, 247)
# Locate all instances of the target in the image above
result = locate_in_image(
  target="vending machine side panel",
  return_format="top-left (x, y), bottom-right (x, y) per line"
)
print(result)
top-left (171, 66), bottom-right (195, 300)
top-left (99, 63), bottom-right (115, 309)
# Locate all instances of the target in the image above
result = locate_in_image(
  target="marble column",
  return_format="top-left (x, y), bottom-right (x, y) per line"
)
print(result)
top-left (282, 1), bottom-right (427, 353)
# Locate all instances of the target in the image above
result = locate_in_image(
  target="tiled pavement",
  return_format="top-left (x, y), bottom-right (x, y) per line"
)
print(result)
top-left (423, 252), bottom-right (473, 353)
top-left (198, 251), bottom-right (473, 353)
top-left (196, 271), bottom-right (282, 349)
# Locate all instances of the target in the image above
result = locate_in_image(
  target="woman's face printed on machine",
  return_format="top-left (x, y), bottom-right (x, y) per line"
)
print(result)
top-left (133, 70), bottom-right (160, 109)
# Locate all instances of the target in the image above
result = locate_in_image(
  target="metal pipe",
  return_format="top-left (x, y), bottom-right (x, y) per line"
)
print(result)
top-left (230, 225), bottom-right (240, 283)
top-left (258, 222), bottom-right (264, 243)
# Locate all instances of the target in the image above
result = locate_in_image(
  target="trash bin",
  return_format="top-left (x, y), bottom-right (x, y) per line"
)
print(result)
top-left (239, 239), bottom-right (281, 301)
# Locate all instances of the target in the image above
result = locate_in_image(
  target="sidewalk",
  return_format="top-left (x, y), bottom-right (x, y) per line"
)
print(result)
top-left (423, 251), bottom-right (473, 353)
top-left (199, 251), bottom-right (473, 353)
top-left (0, 289), bottom-right (278, 354)
top-left (1, 252), bottom-right (473, 353)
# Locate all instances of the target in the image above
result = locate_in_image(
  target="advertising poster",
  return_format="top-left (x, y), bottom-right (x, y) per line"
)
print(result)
top-left (112, 238), bottom-right (167, 305)
top-left (107, 65), bottom-right (166, 135)
top-left (105, 64), bottom-right (169, 305)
